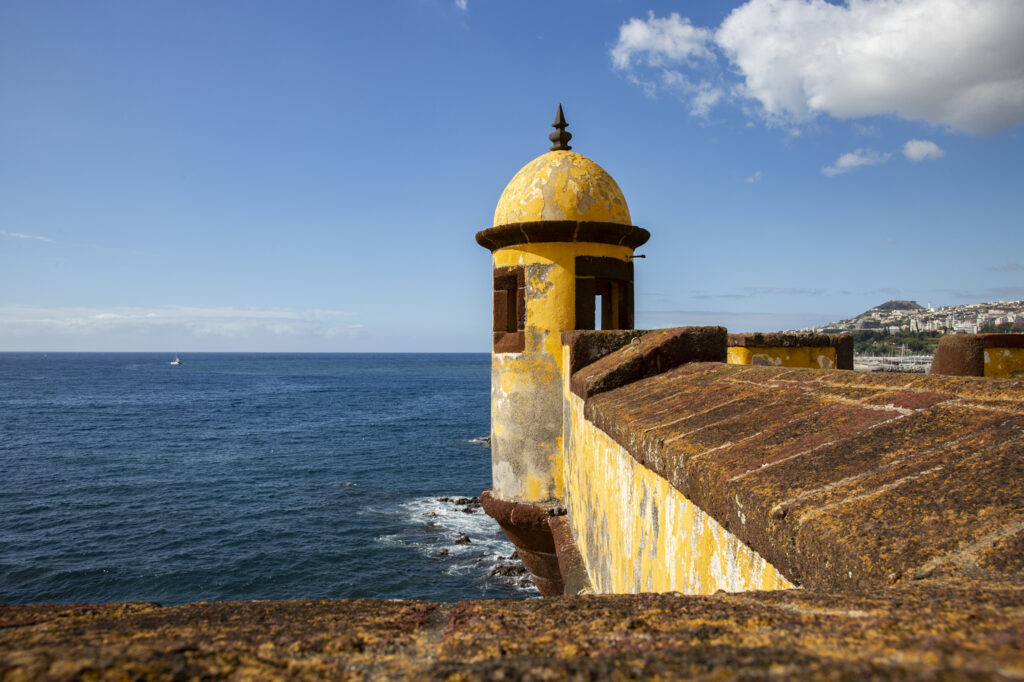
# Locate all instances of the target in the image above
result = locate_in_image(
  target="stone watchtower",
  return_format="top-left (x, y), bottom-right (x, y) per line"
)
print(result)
top-left (476, 107), bottom-right (649, 594)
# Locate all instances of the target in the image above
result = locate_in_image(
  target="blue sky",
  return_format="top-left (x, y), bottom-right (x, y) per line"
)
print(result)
top-left (1, 0), bottom-right (1022, 352)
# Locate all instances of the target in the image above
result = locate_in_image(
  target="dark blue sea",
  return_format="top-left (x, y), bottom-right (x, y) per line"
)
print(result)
top-left (0, 353), bottom-right (533, 605)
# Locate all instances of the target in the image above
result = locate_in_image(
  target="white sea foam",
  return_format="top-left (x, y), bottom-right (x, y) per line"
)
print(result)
top-left (376, 496), bottom-right (537, 593)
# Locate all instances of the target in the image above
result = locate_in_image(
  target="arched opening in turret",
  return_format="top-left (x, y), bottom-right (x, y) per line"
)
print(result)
top-left (575, 256), bottom-right (634, 331)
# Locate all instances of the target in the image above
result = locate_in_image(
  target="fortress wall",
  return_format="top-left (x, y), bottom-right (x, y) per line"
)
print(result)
top-left (989, 347), bottom-right (1024, 378)
top-left (727, 332), bottom-right (853, 370)
top-left (558, 329), bottom-right (1024, 595)
top-left (562, 390), bottom-right (793, 594)
top-left (931, 333), bottom-right (1024, 378)
top-left (727, 345), bottom-right (838, 368)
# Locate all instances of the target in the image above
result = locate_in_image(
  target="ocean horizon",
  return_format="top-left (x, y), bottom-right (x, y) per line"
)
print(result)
top-left (0, 352), bottom-right (535, 605)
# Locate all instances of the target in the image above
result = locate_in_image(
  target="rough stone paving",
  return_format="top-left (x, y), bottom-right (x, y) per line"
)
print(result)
top-left (2, 585), bottom-right (1023, 679)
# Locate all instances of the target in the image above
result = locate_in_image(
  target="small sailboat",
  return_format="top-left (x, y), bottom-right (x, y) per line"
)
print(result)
top-left (170, 354), bottom-right (181, 366)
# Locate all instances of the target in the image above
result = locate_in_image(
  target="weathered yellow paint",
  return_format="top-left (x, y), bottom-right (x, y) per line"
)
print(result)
top-left (493, 243), bottom-right (632, 361)
top-left (493, 151), bottom-right (631, 226)
top-left (728, 346), bottom-right (837, 369)
top-left (490, 243), bottom-right (632, 505)
top-left (561, 391), bottom-right (794, 595)
top-left (984, 347), bottom-right (1024, 378)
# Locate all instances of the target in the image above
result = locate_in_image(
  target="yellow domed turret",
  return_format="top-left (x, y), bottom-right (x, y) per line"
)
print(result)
top-left (477, 107), bottom-right (651, 564)
top-left (493, 151), bottom-right (631, 226)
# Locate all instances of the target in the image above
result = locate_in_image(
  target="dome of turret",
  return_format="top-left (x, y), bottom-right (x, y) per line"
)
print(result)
top-left (492, 150), bottom-right (631, 227)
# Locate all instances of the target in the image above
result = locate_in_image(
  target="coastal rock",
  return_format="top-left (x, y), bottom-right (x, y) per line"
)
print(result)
top-left (454, 533), bottom-right (471, 545)
top-left (489, 564), bottom-right (528, 577)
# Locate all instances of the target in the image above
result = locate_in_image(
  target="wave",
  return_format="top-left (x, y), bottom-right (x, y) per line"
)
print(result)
top-left (372, 495), bottom-right (536, 594)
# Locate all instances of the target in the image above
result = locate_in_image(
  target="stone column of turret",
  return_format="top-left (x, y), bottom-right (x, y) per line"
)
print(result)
top-left (476, 106), bottom-right (649, 595)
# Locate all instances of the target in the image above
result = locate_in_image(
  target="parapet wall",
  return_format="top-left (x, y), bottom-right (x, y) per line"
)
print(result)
top-left (727, 332), bottom-right (853, 369)
top-left (931, 332), bottom-right (1024, 378)
top-left (562, 389), bottom-right (794, 594)
top-left (7, 586), bottom-right (1024, 679)
top-left (556, 327), bottom-right (1024, 594)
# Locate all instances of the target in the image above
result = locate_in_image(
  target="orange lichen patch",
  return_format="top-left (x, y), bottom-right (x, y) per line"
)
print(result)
top-left (0, 600), bottom-right (445, 680)
top-left (977, 528), bottom-right (1024, 571)
top-left (4, 587), bottom-right (1024, 678)
top-left (432, 587), bottom-right (1024, 678)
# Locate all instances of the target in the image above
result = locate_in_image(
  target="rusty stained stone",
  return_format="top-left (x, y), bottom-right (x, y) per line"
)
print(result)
top-left (797, 436), bottom-right (1024, 587)
top-left (479, 490), bottom-right (563, 597)
top-left (560, 329), bottom-right (647, 375)
top-left (549, 514), bottom-right (593, 596)
top-left (748, 416), bottom-right (1024, 588)
top-left (570, 326), bottom-right (726, 399)
top-left (861, 389), bottom-right (954, 410)
top-left (907, 371), bottom-right (1024, 407)
top-left (475, 220), bottom-right (650, 252)
top-left (931, 334), bottom-right (987, 376)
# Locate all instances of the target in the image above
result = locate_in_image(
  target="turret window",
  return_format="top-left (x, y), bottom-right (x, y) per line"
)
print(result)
top-left (575, 257), bottom-right (633, 331)
top-left (493, 266), bottom-right (526, 353)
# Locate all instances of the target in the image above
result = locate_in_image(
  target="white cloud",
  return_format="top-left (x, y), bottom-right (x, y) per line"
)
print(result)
top-left (614, 1), bottom-right (1024, 134)
top-left (454, 0), bottom-right (467, 10)
top-left (611, 12), bottom-right (714, 69)
top-left (660, 70), bottom-right (724, 116)
top-left (903, 139), bottom-right (946, 161)
top-left (0, 305), bottom-right (363, 351)
top-left (690, 83), bottom-right (724, 117)
top-left (1, 229), bottom-right (53, 243)
top-left (745, 171), bottom-right (763, 183)
top-left (822, 148), bottom-right (891, 176)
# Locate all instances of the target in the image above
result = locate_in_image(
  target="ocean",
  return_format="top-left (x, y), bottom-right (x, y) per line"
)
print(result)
top-left (0, 353), bottom-right (534, 605)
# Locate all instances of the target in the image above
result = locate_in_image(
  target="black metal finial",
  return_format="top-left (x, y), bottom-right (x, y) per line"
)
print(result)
top-left (548, 104), bottom-right (572, 151)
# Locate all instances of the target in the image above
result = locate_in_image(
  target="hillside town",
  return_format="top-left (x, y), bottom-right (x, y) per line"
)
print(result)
top-left (811, 299), bottom-right (1024, 336)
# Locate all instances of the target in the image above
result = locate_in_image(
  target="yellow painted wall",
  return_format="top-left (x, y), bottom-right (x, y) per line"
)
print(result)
top-left (984, 347), bottom-right (1024, 379)
top-left (490, 242), bottom-right (632, 504)
top-left (561, 387), bottom-right (794, 595)
top-left (493, 242), bottom-right (632, 360)
top-left (728, 346), bottom-right (837, 369)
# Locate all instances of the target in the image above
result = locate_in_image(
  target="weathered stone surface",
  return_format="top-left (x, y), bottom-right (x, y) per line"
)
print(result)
top-left (0, 599), bottom-right (446, 680)
top-left (548, 514), bottom-right (593, 596)
top-left (476, 220), bottom-right (650, 251)
top-left (727, 332), bottom-right (847, 348)
top-left (480, 490), bottom-right (563, 596)
top-left (561, 329), bottom-right (647, 375)
top-left (571, 326), bottom-right (727, 399)
top-left (932, 333), bottom-right (1024, 377)
top-left (931, 334), bottom-right (987, 376)
top-left (5, 585), bottom-right (1024, 679)
top-left (580, 362), bottom-right (1024, 591)
top-left (728, 332), bottom-right (854, 369)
